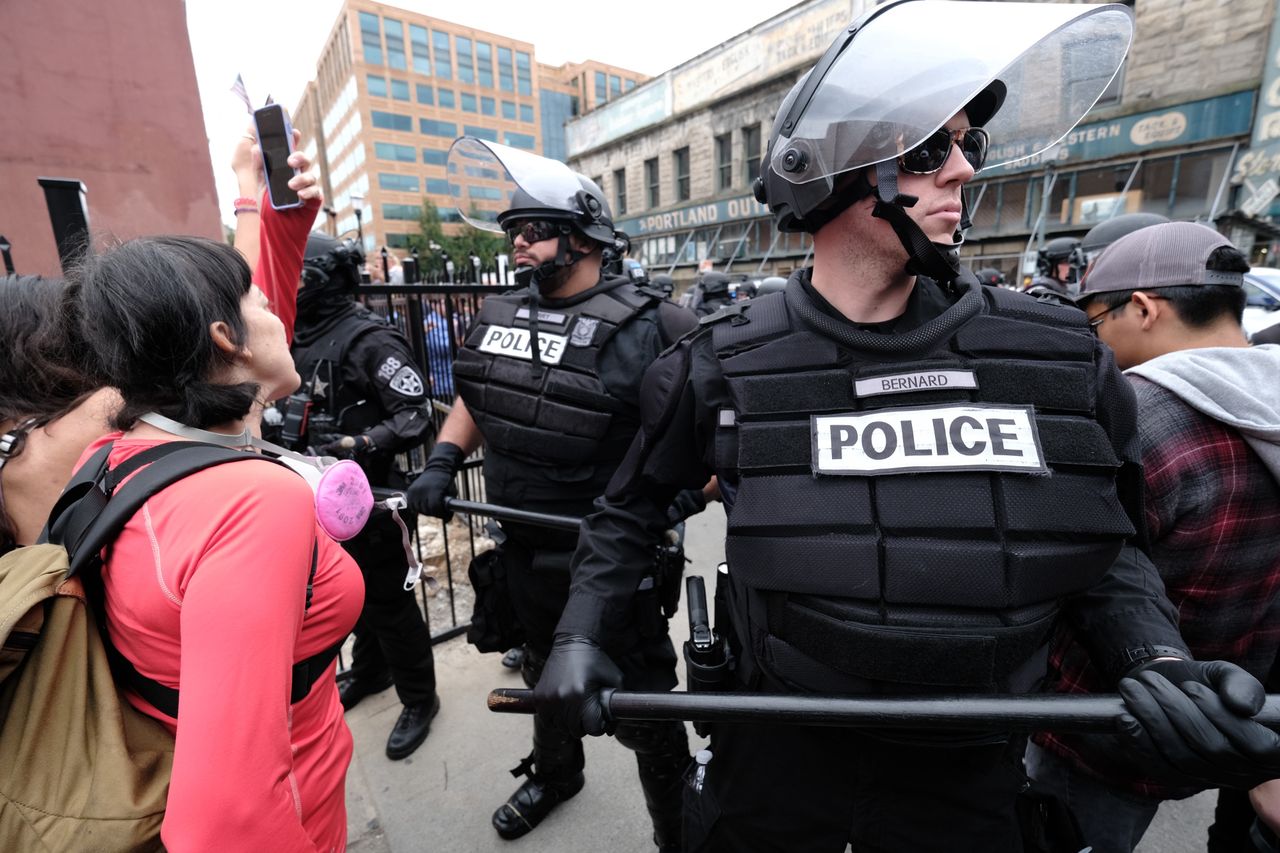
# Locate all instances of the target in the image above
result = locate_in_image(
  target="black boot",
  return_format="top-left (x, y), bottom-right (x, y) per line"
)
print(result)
top-left (492, 715), bottom-right (586, 840)
top-left (616, 720), bottom-right (690, 852)
top-left (385, 693), bottom-right (440, 760)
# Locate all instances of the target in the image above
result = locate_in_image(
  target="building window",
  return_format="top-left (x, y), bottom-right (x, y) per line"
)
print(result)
top-left (519, 103), bottom-right (534, 123)
top-left (359, 12), bottom-right (382, 66)
top-left (470, 186), bottom-right (504, 200)
top-left (625, 79), bottom-right (636, 92)
top-left (516, 51), bottom-right (532, 96)
top-left (383, 18), bottom-right (406, 71)
top-left (476, 42), bottom-right (494, 87)
top-left (437, 88), bottom-right (455, 109)
top-left (386, 233), bottom-right (411, 249)
top-left (609, 74), bottom-right (621, 98)
top-left (715, 133), bottom-right (732, 191)
top-left (383, 203), bottom-right (423, 220)
top-left (423, 148), bottom-right (447, 165)
top-left (409, 24), bottom-right (430, 75)
top-left (504, 132), bottom-right (536, 150)
top-left (420, 118), bottom-right (457, 137)
top-left (645, 157), bottom-right (660, 208)
top-left (481, 96), bottom-right (495, 116)
top-left (461, 92), bottom-right (477, 112)
top-left (390, 78), bottom-right (409, 101)
top-left (379, 173), bottom-right (420, 192)
top-left (416, 83), bottom-right (433, 105)
top-left (366, 74), bottom-right (387, 98)
top-left (498, 47), bottom-right (514, 92)
top-left (502, 100), bottom-right (516, 120)
top-left (457, 36), bottom-right (474, 84)
top-left (614, 168), bottom-right (627, 215)
top-left (742, 124), bottom-right (761, 187)
top-left (595, 71), bottom-right (607, 106)
top-left (371, 110), bottom-right (412, 131)
top-left (432, 30), bottom-right (452, 79)
top-left (673, 147), bottom-right (691, 202)
top-left (425, 179), bottom-right (452, 196)
top-left (375, 142), bottom-right (416, 162)
top-left (463, 125), bottom-right (498, 142)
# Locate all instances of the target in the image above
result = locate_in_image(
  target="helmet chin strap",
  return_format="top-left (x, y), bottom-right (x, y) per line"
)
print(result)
top-left (513, 232), bottom-right (591, 376)
top-left (868, 159), bottom-right (964, 285)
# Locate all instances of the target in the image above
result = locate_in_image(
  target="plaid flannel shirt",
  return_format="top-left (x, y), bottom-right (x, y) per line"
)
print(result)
top-left (1036, 376), bottom-right (1280, 799)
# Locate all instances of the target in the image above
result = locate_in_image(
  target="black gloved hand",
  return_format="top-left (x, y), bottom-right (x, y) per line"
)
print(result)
top-left (317, 434), bottom-right (369, 459)
top-left (533, 634), bottom-right (623, 739)
top-left (1118, 658), bottom-right (1280, 789)
top-left (666, 487), bottom-right (707, 528)
top-left (406, 441), bottom-right (465, 519)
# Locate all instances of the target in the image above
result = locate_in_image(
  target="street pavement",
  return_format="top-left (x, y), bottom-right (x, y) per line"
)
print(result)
top-left (343, 503), bottom-right (1217, 852)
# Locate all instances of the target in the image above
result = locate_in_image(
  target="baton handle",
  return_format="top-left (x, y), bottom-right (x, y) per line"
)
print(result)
top-left (444, 498), bottom-right (582, 531)
top-left (486, 688), bottom-right (1280, 733)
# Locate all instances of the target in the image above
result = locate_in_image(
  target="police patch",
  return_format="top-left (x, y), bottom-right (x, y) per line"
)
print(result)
top-left (388, 365), bottom-right (424, 397)
top-left (569, 317), bottom-right (600, 347)
top-left (477, 324), bottom-right (567, 365)
top-left (811, 404), bottom-right (1047, 476)
top-left (377, 356), bottom-right (403, 381)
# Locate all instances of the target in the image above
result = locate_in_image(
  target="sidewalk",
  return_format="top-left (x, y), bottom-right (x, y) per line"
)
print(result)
top-left (341, 502), bottom-right (1213, 852)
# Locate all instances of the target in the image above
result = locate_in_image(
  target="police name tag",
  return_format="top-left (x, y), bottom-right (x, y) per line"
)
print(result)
top-left (854, 369), bottom-right (978, 398)
top-left (478, 325), bottom-right (568, 365)
top-left (811, 404), bottom-right (1047, 476)
top-left (515, 308), bottom-right (568, 324)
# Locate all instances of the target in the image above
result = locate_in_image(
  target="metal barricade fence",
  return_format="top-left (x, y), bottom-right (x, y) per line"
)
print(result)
top-left (349, 282), bottom-right (509, 649)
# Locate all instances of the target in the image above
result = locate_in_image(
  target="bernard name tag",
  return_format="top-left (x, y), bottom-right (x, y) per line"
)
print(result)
top-left (812, 403), bottom-right (1046, 476)
top-left (854, 369), bottom-right (978, 398)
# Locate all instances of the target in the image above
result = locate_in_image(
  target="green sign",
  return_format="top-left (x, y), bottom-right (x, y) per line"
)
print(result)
top-left (984, 90), bottom-right (1256, 177)
top-left (616, 193), bottom-right (769, 237)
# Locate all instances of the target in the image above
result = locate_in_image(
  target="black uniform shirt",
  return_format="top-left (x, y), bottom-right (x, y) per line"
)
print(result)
top-left (556, 269), bottom-right (1188, 679)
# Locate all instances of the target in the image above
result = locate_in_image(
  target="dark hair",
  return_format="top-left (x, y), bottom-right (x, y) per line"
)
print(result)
top-left (1083, 246), bottom-right (1249, 328)
top-left (0, 275), bottom-right (97, 427)
top-left (71, 236), bottom-right (259, 429)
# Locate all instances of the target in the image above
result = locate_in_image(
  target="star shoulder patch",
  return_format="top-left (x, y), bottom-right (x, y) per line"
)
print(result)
top-left (388, 364), bottom-right (424, 397)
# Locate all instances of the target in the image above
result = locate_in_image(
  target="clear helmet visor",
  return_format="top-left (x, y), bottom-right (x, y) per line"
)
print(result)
top-left (446, 137), bottom-right (586, 233)
top-left (771, 1), bottom-right (1134, 185)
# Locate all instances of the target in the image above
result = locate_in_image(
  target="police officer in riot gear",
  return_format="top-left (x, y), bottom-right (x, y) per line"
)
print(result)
top-left (1026, 235), bottom-right (1086, 302)
top-left (532, 3), bottom-right (1280, 851)
top-left (405, 140), bottom-right (698, 848)
top-left (290, 233), bottom-right (439, 760)
top-left (688, 270), bottom-right (735, 318)
top-left (1079, 212), bottom-right (1170, 270)
top-left (754, 275), bottom-right (789, 297)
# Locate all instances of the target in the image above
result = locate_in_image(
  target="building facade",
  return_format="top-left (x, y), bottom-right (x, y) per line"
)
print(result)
top-left (569, 0), bottom-right (1280, 285)
top-left (293, 0), bottom-right (646, 252)
top-left (0, 0), bottom-right (221, 276)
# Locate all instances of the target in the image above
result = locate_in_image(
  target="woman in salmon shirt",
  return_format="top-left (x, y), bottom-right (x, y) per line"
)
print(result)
top-left (68, 234), bottom-right (363, 852)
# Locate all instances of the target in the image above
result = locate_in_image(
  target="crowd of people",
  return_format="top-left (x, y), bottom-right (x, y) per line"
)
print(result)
top-left (5, 1), bottom-right (1280, 851)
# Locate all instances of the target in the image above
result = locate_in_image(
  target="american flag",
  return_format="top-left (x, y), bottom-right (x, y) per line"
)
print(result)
top-left (230, 74), bottom-right (253, 113)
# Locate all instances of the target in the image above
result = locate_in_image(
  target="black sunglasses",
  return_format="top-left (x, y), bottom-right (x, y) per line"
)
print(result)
top-left (899, 127), bottom-right (989, 175)
top-left (504, 220), bottom-right (561, 245)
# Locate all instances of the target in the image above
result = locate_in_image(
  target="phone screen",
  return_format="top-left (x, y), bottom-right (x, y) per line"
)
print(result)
top-left (254, 106), bottom-right (301, 209)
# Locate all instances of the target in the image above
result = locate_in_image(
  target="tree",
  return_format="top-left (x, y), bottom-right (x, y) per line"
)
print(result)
top-left (409, 198), bottom-right (507, 283)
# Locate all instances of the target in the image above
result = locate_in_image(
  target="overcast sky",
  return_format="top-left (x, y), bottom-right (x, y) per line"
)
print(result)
top-left (186, 0), bottom-right (803, 227)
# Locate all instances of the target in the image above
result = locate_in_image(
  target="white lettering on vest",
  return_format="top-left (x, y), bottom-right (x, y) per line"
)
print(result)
top-left (477, 325), bottom-right (568, 365)
top-left (812, 404), bottom-right (1046, 476)
top-left (853, 370), bottom-right (979, 398)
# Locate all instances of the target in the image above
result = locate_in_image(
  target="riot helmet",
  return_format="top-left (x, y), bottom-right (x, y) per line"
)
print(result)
top-left (651, 273), bottom-right (675, 298)
top-left (1081, 212), bottom-right (1170, 261)
top-left (974, 268), bottom-right (1005, 288)
top-left (755, 276), bottom-right (789, 297)
top-left (298, 232), bottom-right (365, 323)
top-left (1036, 236), bottom-right (1085, 284)
top-left (753, 0), bottom-right (1133, 283)
top-left (698, 271), bottom-right (731, 296)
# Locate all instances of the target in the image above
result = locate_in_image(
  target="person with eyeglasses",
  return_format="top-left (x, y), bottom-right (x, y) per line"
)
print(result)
top-left (531, 3), bottom-right (1280, 851)
top-left (405, 141), bottom-right (700, 848)
top-left (1028, 221), bottom-right (1280, 853)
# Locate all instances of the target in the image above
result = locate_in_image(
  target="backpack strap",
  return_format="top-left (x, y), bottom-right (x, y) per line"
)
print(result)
top-left (47, 442), bottom-right (341, 718)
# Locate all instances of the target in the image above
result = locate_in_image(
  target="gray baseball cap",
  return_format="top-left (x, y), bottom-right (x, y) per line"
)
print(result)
top-left (1077, 221), bottom-right (1245, 302)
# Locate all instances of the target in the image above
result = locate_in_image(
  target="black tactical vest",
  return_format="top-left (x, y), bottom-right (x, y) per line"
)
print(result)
top-left (712, 283), bottom-right (1136, 694)
top-left (454, 278), bottom-right (659, 472)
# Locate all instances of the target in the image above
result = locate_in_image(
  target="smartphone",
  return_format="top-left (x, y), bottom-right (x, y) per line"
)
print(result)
top-left (253, 104), bottom-right (302, 210)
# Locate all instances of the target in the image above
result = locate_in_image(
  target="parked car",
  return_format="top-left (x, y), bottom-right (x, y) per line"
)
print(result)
top-left (1243, 267), bottom-right (1280, 340)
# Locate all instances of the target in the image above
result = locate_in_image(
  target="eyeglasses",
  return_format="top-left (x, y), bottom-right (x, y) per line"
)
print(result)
top-left (504, 220), bottom-right (561, 246)
top-left (1085, 302), bottom-right (1127, 332)
top-left (899, 127), bottom-right (990, 176)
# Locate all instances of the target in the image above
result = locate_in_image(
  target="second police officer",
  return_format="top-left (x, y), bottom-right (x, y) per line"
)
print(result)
top-left (287, 234), bottom-right (440, 760)
top-left (406, 141), bottom-right (700, 849)
top-left (533, 2), bottom-right (1280, 851)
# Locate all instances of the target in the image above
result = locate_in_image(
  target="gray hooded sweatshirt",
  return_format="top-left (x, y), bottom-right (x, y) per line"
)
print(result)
top-left (1125, 344), bottom-right (1280, 480)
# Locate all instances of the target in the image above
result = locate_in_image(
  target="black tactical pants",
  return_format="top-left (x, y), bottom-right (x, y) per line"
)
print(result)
top-left (501, 535), bottom-right (689, 846)
top-left (685, 721), bottom-right (1026, 853)
top-left (342, 509), bottom-right (437, 706)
